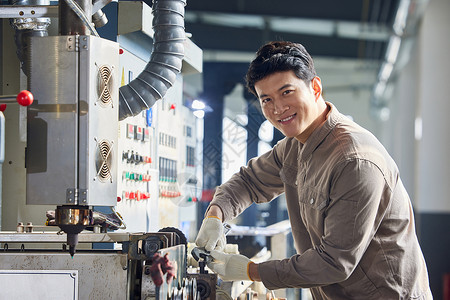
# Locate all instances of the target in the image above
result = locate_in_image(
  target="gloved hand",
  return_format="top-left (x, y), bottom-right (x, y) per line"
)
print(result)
top-left (195, 216), bottom-right (226, 251)
top-left (207, 250), bottom-right (253, 281)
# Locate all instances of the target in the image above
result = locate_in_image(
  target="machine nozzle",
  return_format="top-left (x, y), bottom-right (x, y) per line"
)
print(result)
top-left (55, 206), bottom-right (92, 257)
top-left (67, 232), bottom-right (79, 258)
top-left (69, 245), bottom-right (76, 258)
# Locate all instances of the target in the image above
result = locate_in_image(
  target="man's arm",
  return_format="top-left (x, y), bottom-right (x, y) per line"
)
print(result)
top-left (210, 142), bottom-right (286, 222)
top-left (197, 140), bottom-right (286, 252)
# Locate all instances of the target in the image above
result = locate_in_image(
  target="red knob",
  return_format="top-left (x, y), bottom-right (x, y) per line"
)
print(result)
top-left (16, 90), bottom-right (34, 106)
top-left (0, 104), bottom-right (6, 112)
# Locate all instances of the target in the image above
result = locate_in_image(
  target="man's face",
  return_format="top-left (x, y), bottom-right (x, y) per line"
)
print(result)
top-left (254, 70), bottom-right (322, 142)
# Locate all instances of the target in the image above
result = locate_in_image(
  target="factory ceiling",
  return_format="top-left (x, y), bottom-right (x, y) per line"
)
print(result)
top-left (184, 0), bottom-right (400, 61)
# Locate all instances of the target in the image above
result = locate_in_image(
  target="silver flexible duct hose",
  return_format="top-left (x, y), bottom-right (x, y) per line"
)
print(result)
top-left (118, 0), bottom-right (186, 120)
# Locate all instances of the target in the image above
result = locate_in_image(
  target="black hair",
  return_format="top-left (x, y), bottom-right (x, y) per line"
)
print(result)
top-left (245, 41), bottom-right (317, 96)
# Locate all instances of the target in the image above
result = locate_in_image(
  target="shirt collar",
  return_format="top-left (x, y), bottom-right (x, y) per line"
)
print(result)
top-left (298, 102), bottom-right (342, 161)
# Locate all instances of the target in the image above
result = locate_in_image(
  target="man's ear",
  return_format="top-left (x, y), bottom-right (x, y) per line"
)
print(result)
top-left (312, 76), bottom-right (322, 100)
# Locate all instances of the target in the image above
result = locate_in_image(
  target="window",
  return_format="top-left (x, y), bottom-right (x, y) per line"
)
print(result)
top-left (186, 146), bottom-right (195, 167)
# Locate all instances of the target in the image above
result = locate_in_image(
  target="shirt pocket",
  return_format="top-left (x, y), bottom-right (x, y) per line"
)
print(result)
top-left (299, 187), bottom-right (328, 211)
top-left (299, 187), bottom-right (329, 238)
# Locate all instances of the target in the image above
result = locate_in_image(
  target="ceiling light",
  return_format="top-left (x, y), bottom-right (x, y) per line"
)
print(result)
top-left (193, 110), bottom-right (205, 119)
top-left (192, 99), bottom-right (205, 110)
top-left (270, 17), bottom-right (334, 36)
top-left (379, 62), bottom-right (394, 81)
top-left (385, 35), bottom-right (402, 64)
top-left (374, 81), bottom-right (387, 98)
top-left (393, 0), bottom-right (410, 36)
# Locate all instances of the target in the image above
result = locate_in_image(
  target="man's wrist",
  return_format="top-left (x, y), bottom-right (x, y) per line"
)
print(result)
top-left (206, 205), bottom-right (223, 221)
top-left (248, 262), bottom-right (261, 281)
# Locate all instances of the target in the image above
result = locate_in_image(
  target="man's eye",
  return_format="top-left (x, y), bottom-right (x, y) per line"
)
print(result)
top-left (283, 90), bottom-right (292, 95)
top-left (262, 98), bottom-right (271, 104)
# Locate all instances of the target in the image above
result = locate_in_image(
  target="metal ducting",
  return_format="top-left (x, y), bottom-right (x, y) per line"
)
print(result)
top-left (118, 0), bottom-right (186, 121)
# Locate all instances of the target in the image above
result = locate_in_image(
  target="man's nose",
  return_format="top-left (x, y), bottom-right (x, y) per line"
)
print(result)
top-left (273, 101), bottom-right (289, 115)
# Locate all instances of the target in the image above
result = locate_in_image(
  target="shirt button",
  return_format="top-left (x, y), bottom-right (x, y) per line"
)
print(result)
top-left (310, 198), bottom-right (314, 204)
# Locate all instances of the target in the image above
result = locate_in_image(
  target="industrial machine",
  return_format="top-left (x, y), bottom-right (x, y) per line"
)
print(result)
top-left (0, 0), bottom-right (216, 298)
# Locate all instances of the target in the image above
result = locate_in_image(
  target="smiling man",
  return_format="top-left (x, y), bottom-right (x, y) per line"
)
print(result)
top-left (195, 41), bottom-right (432, 299)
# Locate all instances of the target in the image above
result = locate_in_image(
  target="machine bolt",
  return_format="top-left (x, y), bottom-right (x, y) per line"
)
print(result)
top-left (16, 222), bottom-right (24, 233)
top-left (25, 222), bottom-right (33, 233)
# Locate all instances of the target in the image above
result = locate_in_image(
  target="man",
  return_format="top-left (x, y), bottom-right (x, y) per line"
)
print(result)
top-left (195, 41), bottom-right (432, 299)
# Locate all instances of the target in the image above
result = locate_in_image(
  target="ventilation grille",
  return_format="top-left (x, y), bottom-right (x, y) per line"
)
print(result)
top-left (95, 139), bottom-right (113, 182)
top-left (97, 65), bottom-right (113, 107)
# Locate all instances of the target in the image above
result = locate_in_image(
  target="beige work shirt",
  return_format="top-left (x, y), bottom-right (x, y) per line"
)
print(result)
top-left (210, 103), bottom-right (431, 299)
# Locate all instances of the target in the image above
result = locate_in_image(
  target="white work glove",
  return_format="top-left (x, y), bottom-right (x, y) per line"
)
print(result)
top-left (195, 216), bottom-right (226, 251)
top-left (207, 250), bottom-right (253, 282)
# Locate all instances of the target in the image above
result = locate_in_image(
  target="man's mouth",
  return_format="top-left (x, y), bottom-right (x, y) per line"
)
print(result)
top-left (278, 113), bottom-right (296, 123)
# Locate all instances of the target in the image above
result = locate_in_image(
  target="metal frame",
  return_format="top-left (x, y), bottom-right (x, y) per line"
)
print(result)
top-left (0, 5), bottom-right (58, 18)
